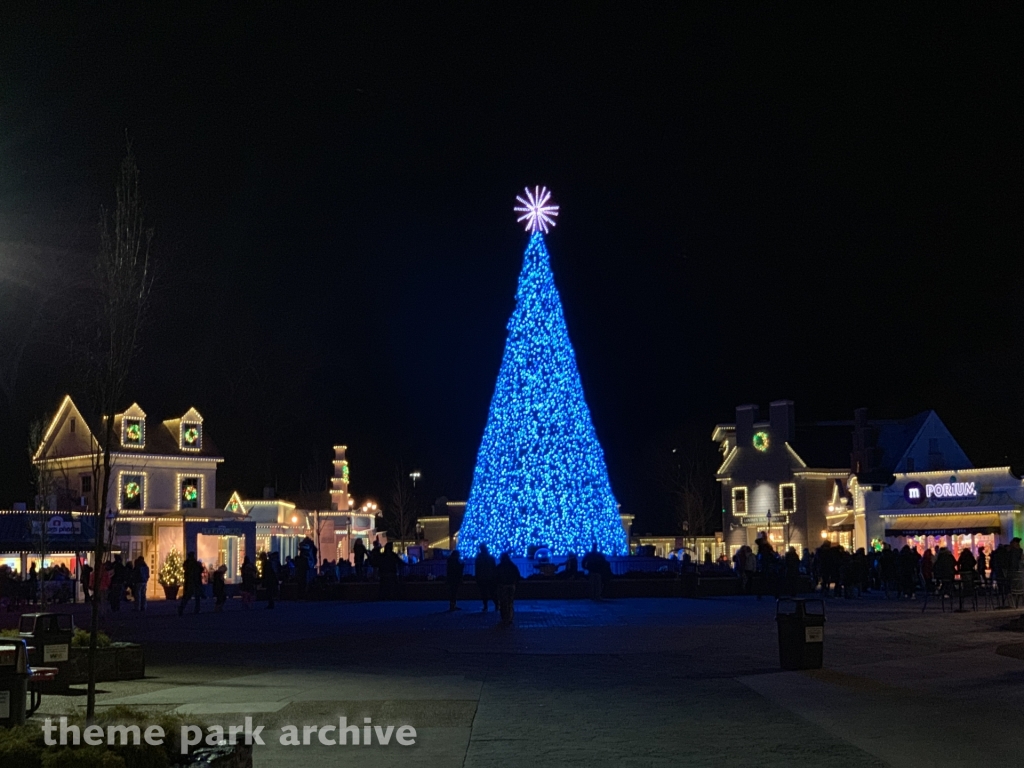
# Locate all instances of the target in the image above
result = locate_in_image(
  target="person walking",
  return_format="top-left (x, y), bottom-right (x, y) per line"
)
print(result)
top-left (212, 564), bottom-right (228, 612)
top-left (178, 552), bottom-right (203, 615)
top-left (474, 544), bottom-right (497, 612)
top-left (240, 556), bottom-right (258, 609)
top-left (133, 555), bottom-right (149, 612)
top-left (446, 550), bottom-right (464, 611)
top-left (495, 553), bottom-right (520, 626)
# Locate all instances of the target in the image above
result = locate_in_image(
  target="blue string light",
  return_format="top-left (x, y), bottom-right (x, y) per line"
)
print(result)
top-left (459, 231), bottom-right (628, 556)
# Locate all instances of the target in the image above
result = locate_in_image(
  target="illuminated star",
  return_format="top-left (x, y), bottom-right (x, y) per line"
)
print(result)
top-left (514, 186), bottom-right (559, 233)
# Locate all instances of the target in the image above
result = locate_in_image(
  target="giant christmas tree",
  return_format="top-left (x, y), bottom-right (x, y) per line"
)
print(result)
top-left (458, 187), bottom-right (628, 557)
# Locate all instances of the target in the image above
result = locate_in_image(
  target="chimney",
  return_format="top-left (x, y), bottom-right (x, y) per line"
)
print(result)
top-left (263, 486), bottom-right (275, 500)
top-left (769, 400), bottom-right (795, 444)
top-left (735, 404), bottom-right (758, 446)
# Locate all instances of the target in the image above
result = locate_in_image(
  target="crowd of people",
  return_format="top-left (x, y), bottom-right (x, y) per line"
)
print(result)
top-left (730, 532), bottom-right (1024, 602)
top-left (0, 562), bottom-right (78, 609)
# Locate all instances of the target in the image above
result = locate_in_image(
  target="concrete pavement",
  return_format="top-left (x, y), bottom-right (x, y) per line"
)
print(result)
top-left (26, 594), bottom-right (1024, 767)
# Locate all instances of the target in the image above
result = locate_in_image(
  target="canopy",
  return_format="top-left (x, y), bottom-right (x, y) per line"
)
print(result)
top-left (884, 514), bottom-right (1002, 536)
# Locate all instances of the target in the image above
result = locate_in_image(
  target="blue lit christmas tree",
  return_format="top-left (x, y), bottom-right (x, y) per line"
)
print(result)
top-left (458, 187), bottom-right (628, 557)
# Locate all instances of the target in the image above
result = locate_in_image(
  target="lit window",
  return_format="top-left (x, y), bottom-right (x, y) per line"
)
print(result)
top-left (733, 487), bottom-right (747, 516)
top-left (781, 485), bottom-right (795, 512)
top-left (181, 478), bottom-right (200, 509)
top-left (122, 474), bottom-right (144, 510)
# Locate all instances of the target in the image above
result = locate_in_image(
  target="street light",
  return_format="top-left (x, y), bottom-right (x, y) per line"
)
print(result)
top-left (409, 471), bottom-right (421, 488)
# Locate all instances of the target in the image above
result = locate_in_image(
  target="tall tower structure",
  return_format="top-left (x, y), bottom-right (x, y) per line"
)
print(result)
top-left (331, 445), bottom-right (352, 511)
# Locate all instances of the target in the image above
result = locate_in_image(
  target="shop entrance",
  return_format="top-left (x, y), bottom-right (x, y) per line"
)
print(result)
top-left (196, 534), bottom-right (244, 583)
top-left (184, 519), bottom-right (257, 587)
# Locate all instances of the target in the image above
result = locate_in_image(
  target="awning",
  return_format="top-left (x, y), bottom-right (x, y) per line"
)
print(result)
top-left (827, 513), bottom-right (855, 531)
top-left (885, 514), bottom-right (1002, 537)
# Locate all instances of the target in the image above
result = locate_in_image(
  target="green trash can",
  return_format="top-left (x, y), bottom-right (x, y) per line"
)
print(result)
top-left (20, 612), bottom-right (74, 691)
top-left (776, 598), bottom-right (825, 670)
top-left (0, 639), bottom-right (29, 727)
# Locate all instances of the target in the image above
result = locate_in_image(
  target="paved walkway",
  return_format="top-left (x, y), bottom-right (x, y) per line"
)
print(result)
top-left (26, 594), bottom-right (1024, 767)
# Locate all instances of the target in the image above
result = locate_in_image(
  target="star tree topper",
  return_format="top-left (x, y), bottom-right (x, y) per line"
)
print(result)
top-left (514, 186), bottom-right (559, 233)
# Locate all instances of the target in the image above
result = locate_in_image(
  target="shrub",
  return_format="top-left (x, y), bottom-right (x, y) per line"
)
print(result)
top-left (71, 628), bottom-right (111, 648)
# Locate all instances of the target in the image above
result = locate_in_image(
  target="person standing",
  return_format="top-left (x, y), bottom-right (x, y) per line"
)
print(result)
top-left (377, 542), bottom-right (401, 600)
top-left (495, 553), bottom-right (520, 626)
top-left (353, 538), bottom-right (367, 580)
top-left (133, 555), bottom-right (149, 612)
top-left (80, 561), bottom-right (93, 603)
top-left (259, 552), bottom-right (279, 609)
top-left (27, 562), bottom-right (38, 605)
top-left (178, 552), bottom-right (203, 615)
top-left (212, 564), bottom-right (228, 612)
top-left (109, 555), bottom-right (126, 612)
top-left (240, 556), bottom-right (258, 609)
top-left (977, 546), bottom-right (989, 588)
top-left (446, 550), bottom-right (464, 611)
top-left (474, 544), bottom-right (497, 612)
top-left (582, 544), bottom-right (608, 601)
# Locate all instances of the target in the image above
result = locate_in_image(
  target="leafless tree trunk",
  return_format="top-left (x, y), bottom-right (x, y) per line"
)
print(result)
top-left (83, 143), bottom-right (154, 720)
top-left (659, 441), bottom-right (720, 551)
top-left (385, 465), bottom-right (417, 552)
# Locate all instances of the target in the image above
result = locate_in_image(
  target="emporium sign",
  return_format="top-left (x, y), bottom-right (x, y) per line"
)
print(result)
top-left (904, 479), bottom-right (978, 505)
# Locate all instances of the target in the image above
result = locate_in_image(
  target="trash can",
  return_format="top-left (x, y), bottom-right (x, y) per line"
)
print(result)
top-left (775, 598), bottom-right (825, 670)
top-left (0, 639), bottom-right (29, 727)
top-left (20, 612), bottom-right (74, 690)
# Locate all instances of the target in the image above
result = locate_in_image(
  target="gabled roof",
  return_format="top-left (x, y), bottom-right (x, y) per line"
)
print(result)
top-left (34, 396), bottom-right (222, 463)
top-left (32, 395), bottom-right (100, 462)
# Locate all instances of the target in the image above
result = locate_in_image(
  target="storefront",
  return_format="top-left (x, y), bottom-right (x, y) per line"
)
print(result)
top-left (873, 467), bottom-right (1023, 556)
top-left (0, 511), bottom-right (98, 600)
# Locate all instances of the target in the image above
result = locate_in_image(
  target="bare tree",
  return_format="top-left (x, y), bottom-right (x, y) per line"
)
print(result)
top-left (384, 465), bottom-right (417, 552)
top-left (659, 440), bottom-right (720, 550)
top-left (82, 143), bottom-right (155, 720)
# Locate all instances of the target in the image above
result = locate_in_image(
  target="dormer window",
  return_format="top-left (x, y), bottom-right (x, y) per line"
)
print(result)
top-left (120, 403), bottom-right (147, 448)
top-left (178, 407), bottom-right (204, 451)
top-left (122, 418), bottom-right (145, 448)
top-left (181, 423), bottom-right (202, 451)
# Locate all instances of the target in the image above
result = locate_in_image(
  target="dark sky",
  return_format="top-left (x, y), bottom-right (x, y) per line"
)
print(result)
top-left (1, 4), bottom-right (1021, 532)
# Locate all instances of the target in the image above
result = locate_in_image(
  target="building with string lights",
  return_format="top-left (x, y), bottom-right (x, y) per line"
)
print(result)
top-left (714, 401), bottom-right (1021, 558)
top-left (25, 395), bottom-right (254, 599)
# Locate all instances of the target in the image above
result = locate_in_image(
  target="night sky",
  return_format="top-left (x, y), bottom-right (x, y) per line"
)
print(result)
top-left (1, 5), bottom-right (1021, 532)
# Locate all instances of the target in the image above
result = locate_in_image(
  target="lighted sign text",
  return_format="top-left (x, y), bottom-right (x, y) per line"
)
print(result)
top-left (904, 478), bottom-right (977, 505)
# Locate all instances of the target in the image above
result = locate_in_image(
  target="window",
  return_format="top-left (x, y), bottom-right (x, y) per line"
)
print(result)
top-left (781, 484), bottom-right (795, 513)
top-left (121, 474), bottom-right (144, 510)
top-left (122, 418), bottom-right (145, 448)
top-left (733, 487), bottom-right (747, 516)
top-left (180, 423), bottom-right (202, 451)
top-left (180, 477), bottom-right (200, 509)
top-left (80, 475), bottom-right (92, 495)
top-left (928, 438), bottom-right (939, 453)
top-left (70, 418), bottom-right (76, 434)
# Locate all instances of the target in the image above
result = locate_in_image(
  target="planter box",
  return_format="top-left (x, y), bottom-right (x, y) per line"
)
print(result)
top-left (61, 644), bottom-right (145, 686)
